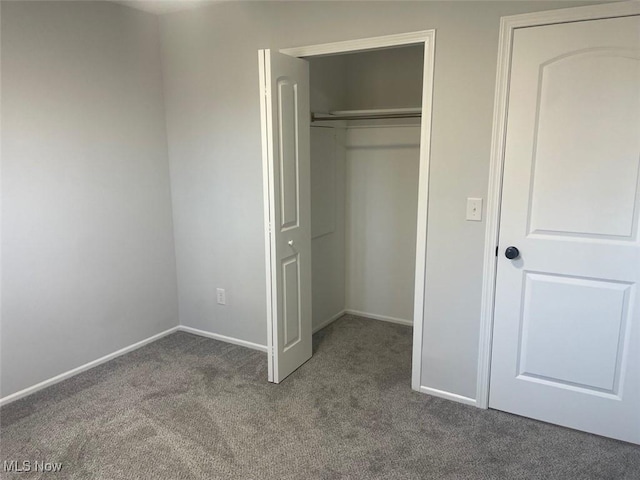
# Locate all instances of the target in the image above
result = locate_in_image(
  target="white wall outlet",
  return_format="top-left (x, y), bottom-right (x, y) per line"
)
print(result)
top-left (466, 197), bottom-right (483, 221)
top-left (216, 288), bottom-right (226, 305)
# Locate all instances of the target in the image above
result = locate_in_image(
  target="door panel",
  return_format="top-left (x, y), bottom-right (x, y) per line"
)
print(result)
top-left (282, 254), bottom-right (301, 350)
top-left (529, 49), bottom-right (640, 238)
top-left (518, 273), bottom-right (630, 393)
top-left (278, 79), bottom-right (300, 229)
top-left (259, 49), bottom-right (312, 383)
top-left (490, 15), bottom-right (640, 444)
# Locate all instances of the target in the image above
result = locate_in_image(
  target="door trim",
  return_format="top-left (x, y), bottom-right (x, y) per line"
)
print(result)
top-left (258, 50), bottom-right (276, 381)
top-left (477, 0), bottom-right (640, 409)
top-left (267, 29), bottom-right (436, 392)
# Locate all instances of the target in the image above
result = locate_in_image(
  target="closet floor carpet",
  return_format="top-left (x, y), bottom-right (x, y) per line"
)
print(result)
top-left (1, 315), bottom-right (639, 480)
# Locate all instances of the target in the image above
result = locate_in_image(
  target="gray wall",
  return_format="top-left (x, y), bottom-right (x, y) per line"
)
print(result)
top-left (310, 127), bottom-right (346, 331)
top-left (309, 60), bottom-right (347, 331)
top-left (0, 1), bottom-right (178, 397)
top-left (344, 46), bottom-right (424, 110)
top-left (309, 46), bottom-right (424, 112)
top-left (160, 0), bottom-right (600, 401)
top-left (345, 126), bottom-right (420, 323)
top-left (309, 55), bottom-right (347, 113)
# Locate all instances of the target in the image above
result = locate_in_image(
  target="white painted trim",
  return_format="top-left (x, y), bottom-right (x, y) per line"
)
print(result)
top-left (419, 386), bottom-right (477, 407)
top-left (179, 326), bottom-right (268, 352)
top-left (0, 325), bottom-right (271, 407)
top-left (281, 30), bottom-right (435, 58)
top-left (411, 31), bottom-right (436, 393)
top-left (0, 326), bottom-right (179, 407)
top-left (258, 49), bottom-right (276, 382)
top-left (0, 0), bottom-right (3, 400)
top-left (476, 9), bottom-right (513, 412)
top-left (476, 0), bottom-right (640, 410)
top-left (345, 309), bottom-right (413, 327)
top-left (345, 124), bottom-right (421, 148)
top-left (275, 29), bottom-right (436, 398)
top-left (345, 123), bottom-right (421, 130)
top-left (491, 0), bottom-right (640, 30)
top-left (328, 107), bottom-right (422, 116)
top-left (313, 310), bottom-right (346, 333)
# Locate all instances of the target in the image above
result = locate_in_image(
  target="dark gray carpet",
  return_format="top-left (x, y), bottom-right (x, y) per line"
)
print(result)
top-left (1, 315), bottom-right (639, 479)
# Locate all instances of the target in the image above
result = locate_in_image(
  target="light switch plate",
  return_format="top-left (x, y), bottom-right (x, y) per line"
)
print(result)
top-left (216, 288), bottom-right (226, 305)
top-left (466, 198), bottom-right (483, 221)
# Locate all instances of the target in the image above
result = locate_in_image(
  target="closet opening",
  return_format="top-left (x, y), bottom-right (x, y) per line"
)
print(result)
top-left (308, 45), bottom-right (425, 353)
top-left (260, 30), bottom-right (435, 387)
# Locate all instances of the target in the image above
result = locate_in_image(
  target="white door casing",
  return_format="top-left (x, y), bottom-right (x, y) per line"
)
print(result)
top-left (260, 31), bottom-right (435, 393)
top-left (259, 49), bottom-right (312, 383)
top-left (278, 30), bottom-right (436, 395)
top-left (488, 13), bottom-right (640, 444)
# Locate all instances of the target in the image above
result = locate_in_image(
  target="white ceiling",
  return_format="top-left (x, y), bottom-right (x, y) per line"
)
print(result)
top-left (112, 0), bottom-right (220, 15)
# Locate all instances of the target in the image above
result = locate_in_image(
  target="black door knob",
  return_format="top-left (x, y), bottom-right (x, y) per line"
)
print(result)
top-left (505, 246), bottom-right (520, 260)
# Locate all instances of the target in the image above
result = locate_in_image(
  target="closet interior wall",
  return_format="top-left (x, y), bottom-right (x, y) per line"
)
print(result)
top-left (309, 46), bottom-right (424, 331)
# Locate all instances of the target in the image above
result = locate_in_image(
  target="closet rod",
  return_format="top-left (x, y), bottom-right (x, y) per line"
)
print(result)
top-left (311, 111), bottom-right (422, 122)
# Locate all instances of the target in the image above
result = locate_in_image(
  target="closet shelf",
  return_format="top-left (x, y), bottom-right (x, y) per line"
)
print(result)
top-left (311, 107), bottom-right (421, 122)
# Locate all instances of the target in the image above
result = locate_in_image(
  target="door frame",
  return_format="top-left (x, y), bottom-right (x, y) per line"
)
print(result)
top-left (262, 29), bottom-right (436, 390)
top-left (476, 0), bottom-right (640, 409)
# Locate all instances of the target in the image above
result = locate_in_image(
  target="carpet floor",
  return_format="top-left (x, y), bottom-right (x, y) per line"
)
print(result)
top-left (1, 315), bottom-right (639, 479)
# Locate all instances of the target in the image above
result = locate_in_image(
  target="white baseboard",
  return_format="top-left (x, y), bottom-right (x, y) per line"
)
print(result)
top-left (418, 385), bottom-right (477, 407)
top-left (344, 309), bottom-right (413, 327)
top-left (312, 310), bottom-right (346, 333)
top-left (0, 326), bottom-right (180, 407)
top-left (178, 326), bottom-right (267, 352)
top-left (2, 314), bottom-right (423, 407)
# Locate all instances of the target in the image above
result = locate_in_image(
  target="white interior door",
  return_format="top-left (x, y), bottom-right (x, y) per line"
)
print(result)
top-left (490, 14), bottom-right (640, 444)
top-left (259, 49), bottom-right (312, 383)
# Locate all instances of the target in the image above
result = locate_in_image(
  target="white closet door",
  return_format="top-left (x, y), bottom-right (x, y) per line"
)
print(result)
top-left (259, 49), bottom-right (312, 383)
top-left (490, 15), bottom-right (640, 444)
